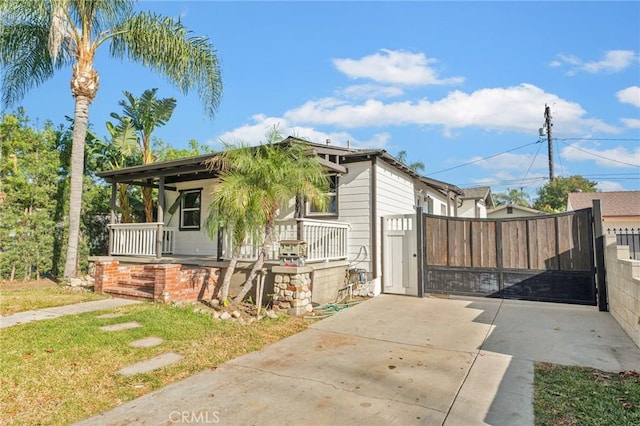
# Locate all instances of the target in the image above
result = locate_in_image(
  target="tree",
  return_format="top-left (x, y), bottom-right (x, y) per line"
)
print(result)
top-left (396, 150), bottom-right (425, 173)
top-left (110, 88), bottom-right (177, 222)
top-left (0, 111), bottom-right (60, 280)
top-left (533, 176), bottom-right (598, 213)
top-left (494, 188), bottom-right (530, 207)
top-left (0, 1), bottom-right (222, 279)
top-left (205, 135), bottom-right (329, 305)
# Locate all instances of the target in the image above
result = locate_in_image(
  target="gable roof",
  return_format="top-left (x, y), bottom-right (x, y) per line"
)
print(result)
top-left (288, 137), bottom-right (464, 196)
top-left (461, 186), bottom-right (495, 208)
top-left (567, 191), bottom-right (640, 217)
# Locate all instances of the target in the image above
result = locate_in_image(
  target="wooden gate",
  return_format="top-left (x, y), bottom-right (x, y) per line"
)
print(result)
top-left (424, 208), bottom-right (597, 305)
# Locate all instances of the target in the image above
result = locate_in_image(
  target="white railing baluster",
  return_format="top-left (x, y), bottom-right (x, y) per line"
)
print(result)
top-left (108, 223), bottom-right (176, 256)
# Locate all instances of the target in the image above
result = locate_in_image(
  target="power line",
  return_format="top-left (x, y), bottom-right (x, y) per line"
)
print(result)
top-left (557, 138), bottom-right (640, 142)
top-left (429, 140), bottom-right (540, 175)
top-left (559, 140), bottom-right (640, 168)
top-left (520, 139), bottom-right (544, 188)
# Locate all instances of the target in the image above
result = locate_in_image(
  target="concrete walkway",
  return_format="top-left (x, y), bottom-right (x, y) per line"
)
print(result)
top-left (0, 298), bottom-right (139, 328)
top-left (75, 295), bottom-right (640, 426)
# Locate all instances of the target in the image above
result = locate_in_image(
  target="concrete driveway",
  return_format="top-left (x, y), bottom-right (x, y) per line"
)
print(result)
top-left (77, 295), bottom-right (640, 426)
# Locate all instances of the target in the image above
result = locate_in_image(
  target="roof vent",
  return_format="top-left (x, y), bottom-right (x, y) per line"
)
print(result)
top-left (326, 139), bottom-right (331, 145)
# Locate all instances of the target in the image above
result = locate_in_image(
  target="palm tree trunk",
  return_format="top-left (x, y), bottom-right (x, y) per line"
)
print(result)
top-left (233, 224), bottom-right (273, 304)
top-left (143, 186), bottom-right (153, 222)
top-left (63, 95), bottom-right (91, 279)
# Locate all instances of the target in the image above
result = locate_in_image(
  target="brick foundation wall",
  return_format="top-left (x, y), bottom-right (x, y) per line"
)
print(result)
top-left (92, 259), bottom-right (220, 304)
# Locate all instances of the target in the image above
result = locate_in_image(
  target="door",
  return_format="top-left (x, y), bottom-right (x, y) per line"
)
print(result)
top-left (382, 214), bottom-right (418, 296)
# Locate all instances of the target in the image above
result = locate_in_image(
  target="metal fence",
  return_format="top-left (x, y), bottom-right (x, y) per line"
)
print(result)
top-left (607, 228), bottom-right (640, 260)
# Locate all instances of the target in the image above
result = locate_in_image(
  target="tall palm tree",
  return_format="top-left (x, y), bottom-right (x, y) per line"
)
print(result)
top-left (111, 88), bottom-right (177, 222)
top-left (0, 0), bottom-right (222, 279)
top-left (205, 138), bottom-right (329, 305)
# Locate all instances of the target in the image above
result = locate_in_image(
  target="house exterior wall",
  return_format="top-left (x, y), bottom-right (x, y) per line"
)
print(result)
top-left (337, 161), bottom-right (374, 276)
top-left (602, 216), bottom-right (640, 231)
top-left (458, 200), bottom-right (487, 218)
top-left (487, 207), bottom-right (542, 219)
top-left (165, 178), bottom-right (218, 256)
top-left (374, 160), bottom-right (418, 293)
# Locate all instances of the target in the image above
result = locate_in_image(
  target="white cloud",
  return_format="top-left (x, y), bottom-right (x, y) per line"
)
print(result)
top-left (339, 84), bottom-right (404, 99)
top-left (550, 50), bottom-right (638, 75)
top-left (467, 152), bottom-right (549, 172)
top-left (332, 49), bottom-right (464, 86)
top-left (621, 118), bottom-right (640, 128)
top-left (212, 114), bottom-right (389, 150)
top-left (561, 142), bottom-right (640, 168)
top-left (596, 181), bottom-right (626, 192)
top-left (285, 83), bottom-right (618, 136)
top-left (617, 86), bottom-right (640, 107)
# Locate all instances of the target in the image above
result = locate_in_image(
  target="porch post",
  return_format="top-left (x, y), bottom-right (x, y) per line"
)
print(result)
top-left (108, 182), bottom-right (116, 255)
top-left (156, 177), bottom-right (165, 259)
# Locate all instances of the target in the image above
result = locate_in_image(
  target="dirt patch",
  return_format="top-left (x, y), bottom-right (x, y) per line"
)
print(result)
top-left (0, 278), bottom-right (58, 291)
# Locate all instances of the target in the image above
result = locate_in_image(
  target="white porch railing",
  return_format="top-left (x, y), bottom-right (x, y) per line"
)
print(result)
top-left (109, 223), bottom-right (176, 256)
top-left (222, 218), bottom-right (349, 262)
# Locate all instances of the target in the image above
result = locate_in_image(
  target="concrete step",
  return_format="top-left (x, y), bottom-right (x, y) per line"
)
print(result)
top-left (103, 286), bottom-right (154, 301)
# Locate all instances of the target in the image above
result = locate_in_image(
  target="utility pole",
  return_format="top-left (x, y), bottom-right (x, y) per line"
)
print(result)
top-left (544, 104), bottom-right (555, 181)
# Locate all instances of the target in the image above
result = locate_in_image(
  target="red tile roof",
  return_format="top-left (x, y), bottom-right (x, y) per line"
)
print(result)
top-left (567, 191), bottom-right (640, 217)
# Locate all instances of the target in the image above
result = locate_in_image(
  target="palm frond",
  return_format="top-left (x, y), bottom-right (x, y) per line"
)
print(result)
top-left (110, 12), bottom-right (222, 118)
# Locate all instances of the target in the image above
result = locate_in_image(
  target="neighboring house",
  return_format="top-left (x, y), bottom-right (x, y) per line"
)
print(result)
top-left (458, 186), bottom-right (495, 218)
top-left (567, 190), bottom-right (640, 260)
top-left (567, 191), bottom-right (640, 229)
top-left (95, 137), bottom-right (463, 302)
top-left (487, 204), bottom-right (547, 219)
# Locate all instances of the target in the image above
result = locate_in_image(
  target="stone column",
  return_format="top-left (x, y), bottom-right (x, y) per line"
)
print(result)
top-left (271, 266), bottom-right (313, 316)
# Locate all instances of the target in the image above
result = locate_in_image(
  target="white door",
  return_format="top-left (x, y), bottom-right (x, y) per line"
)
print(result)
top-left (382, 215), bottom-right (418, 296)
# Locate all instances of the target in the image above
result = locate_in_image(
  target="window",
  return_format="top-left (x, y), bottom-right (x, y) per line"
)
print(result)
top-left (307, 175), bottom-right (338, 216)
top-left (507, 206), bottom-right (513, 215)
top-left (426, 196), bottom-right (434, 214)
top-left (180, 189), bottom-right (201, 230)
top-left (441, 204), bottom-right (448, 216)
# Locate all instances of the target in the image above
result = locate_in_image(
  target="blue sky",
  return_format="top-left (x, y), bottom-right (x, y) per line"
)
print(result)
top-left (13, 1), bottom-right (640, 197)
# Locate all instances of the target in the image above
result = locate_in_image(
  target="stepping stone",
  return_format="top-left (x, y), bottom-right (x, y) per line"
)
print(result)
top-left (117, 352), bottom-right (183, 376)
top-left (99, 321), bottom-right (142, 332)
top-left (129, 337), bottom-right (164, 348)
top-left (96, 313), bottom-right (123, 319)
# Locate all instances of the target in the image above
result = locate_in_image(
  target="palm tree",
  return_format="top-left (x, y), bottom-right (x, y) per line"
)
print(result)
top-left (111, 88), bottom-right (177, 222)
top-left (0, 1), bottom-right (222, 279)
top-left (205, 137), bottom-right (329, 305)
top-left (495, 188), bottom-right (530, 207)
top-left (396, 150), bottom-right (425, 172)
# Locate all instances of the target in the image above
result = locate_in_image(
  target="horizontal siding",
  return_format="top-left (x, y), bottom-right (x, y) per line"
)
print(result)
top-left (168, 179), bottom-right (218, 256)
top-left (376, 161), bottom-right (416, 217)
top-left (338, 162), bottom-right (373, 274)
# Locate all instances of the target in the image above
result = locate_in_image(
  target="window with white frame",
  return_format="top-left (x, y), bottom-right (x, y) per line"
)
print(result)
top-left (307, 175), bottom-right (338, 216)
top-left (180, 189), bottom-right (201, 230)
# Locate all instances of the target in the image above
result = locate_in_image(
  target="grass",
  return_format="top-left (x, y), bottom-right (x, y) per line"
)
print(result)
top-left (534, 362), bottom-right (640, 425)
top-left (0, 302), bottom-right (310, 425)
top-left (0, 284), bottom-right (108, 315)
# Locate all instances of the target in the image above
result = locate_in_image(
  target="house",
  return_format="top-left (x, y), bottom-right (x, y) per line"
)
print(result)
top-left (567, 191), bottom-right (640, 229)
top-left (458, 186), bottom-right (495, 218)
top-left (567, 191), bottom-right (640, 260)
top-left (487, 204), bottom-right (547, 219)
top-left (92, 137), bottom-right (463, 308)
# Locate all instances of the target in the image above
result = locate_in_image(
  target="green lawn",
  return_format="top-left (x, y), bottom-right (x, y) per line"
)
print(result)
top-left (0, 284), bottom-right (108, 315)
top-left (534, 362), bottom-right (640, 425)
top-left (0, 303), bottom-right (310, 425)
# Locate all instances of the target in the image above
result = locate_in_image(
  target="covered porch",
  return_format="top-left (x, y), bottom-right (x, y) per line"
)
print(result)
top-left (94, 150), bottom-right (351, 306)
